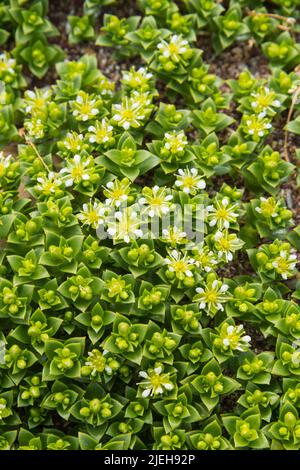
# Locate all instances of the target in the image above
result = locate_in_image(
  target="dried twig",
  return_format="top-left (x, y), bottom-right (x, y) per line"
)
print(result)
top-left (247, 10), bottom-right (296, 33)
top-left (247, 10), bottom-right (295, 24)
top-left (19, 128), bottom-right (51, 172)
top-left (284, 82), bottom-right (300, 162)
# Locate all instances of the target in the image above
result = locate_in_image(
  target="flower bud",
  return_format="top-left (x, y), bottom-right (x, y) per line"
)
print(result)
top-left (81, 365), bottom-right (92, 376)
top-left (21, 391), bottom-right (31, 400)
top-left (9, 344), bottom-right (21, 358)
top-left (80, 406), bottom-right (90, 417)
top-left (31, 376), bottom-right (40, 386)
top-left (54, 392), bottom-right (65, 403)
top-left (206, 372), bottom-right (216, 384)
top-left (183, 277), bottom-right (195, 287)
top-left (30, 386), bottom-right (41, 399)
top-left (256, 252), bottom-right (268, 265)
top-left (197, 440), bottom-right (206, 450)
top-left (101, 407), bottom-right (112, 418)
top-left (26, 220), bottom-right (38, 234)
top-left (17, 358), bottom-right (27, 369)
top-left (89, 399), bottom-right (102, 413)
top-left (61, 357), bottom-right (74, 370)
top-left (152, 332), bottom-right (164, 347)
top-left (119, 422), bottom-right (129, 433)
top-left (118, 322), bottom-right (130, 335)
top-left (284, 412), bottom-right (297, 428)
top-left (63, 247), bottom-right (73, 257)
top-left (119, 291), bottom-right (129, 300)
top-left (278, 426), bottom-right (288, 436)
top-left (164, 337), bottom-right (176, 350)
top-left (282, 351), bottom-right (291, 362)
top-left (213, 382), bottom-right (224, 393)
top-left (91, 315), bottom-right (103, 327)
top-left (115, 337), bottom-right (129, 350)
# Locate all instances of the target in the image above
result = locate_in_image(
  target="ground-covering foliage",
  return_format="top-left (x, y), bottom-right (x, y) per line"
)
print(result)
top-left (1, 0), bottom-right (300, 451)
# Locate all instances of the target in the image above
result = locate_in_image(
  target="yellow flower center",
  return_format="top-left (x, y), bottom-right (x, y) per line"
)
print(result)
top-left (80, 103), bottom-right (92, 115)
top-left (122, 109), bottom-right (134, 120)
top-left (173, 260), bottom-right (188, 272)
top-left (71, 166), bottom-right (85, 179)
top-left (169, 137), bottom-right (184, 153)
top-left (119, 218), bottom-right (131, 233)
top-left (261, 201), bottom-right (275, 216)
top-left (96, 129), bottom-right (107, 140)
top-left (216, 208), bottom-right (229, 219)
top-left (42, 182), bottom-right (55, 193)
top-left (108, 279), bottom-right (124, 294)
top-left (111, 188), bottom-right (125, 199)
top-left (70, 142), bottom-right (79, 151)
top-left (87, 211), bottom-right (100, 224)
top-left (183, 176), bottom-right (195, 187)
top-left (218, 238), bottom-right (230, 250)
top-left (151, 196), bottom-right (164, 206)
top-left (225, 333), bottom-right (239, 348)
top-left (168, 43), bottom-right (180, 55)
top-left (89, 352), bottom-right (106, 372)
top-left (257, 95), bottom-right (273, 107)
top-left (150, 374), bottom-right (163, 387)
top-left (276, 258), bottom-right (289, 273)
top-left (33, 98), bottom-right (46, 109)
top-left (250, 121), bottom-right (263, 131)
top-left (0, 163), bottom-right (5, 177)
top-left (205, 291), bottom-right (217, 303)
top-left (199, 254), bottom-right (209, 264)
top-left (0, 63), bottom-right (9, 72)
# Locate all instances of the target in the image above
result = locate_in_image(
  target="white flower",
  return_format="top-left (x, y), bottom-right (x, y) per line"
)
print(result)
top-left (272, 249), bottom-right (297, 280)
top-left (254, 197), bottom-right (278, 218)
top-left (207, 197), bottom-right (239, 230)
top-left (0, 52), bottom-right (16, 76)
top-left (23, 87), bottom-right (52, 114)
top-left (195, 278), bottom-right (230, 315)
top-left (250, 86), bottom-right (281, 114)
top-left (162, 227), bottom-right (187, 246)
top-left (77, 200), bottom-right (107, 229)
top-left (88, 118), bottom-right (113, 145)
top-left (36, 171), bottom-right (62, 195)
top-left (60, 154), bottom-right (91, 187)
top-left (137, 366), bottom-right (174, 397)
top-left (71, 91), bottom-right (100, 121)
top-left (164, 130), bottom-right (188, 155)
top-left (122, 67), bottom-right (153, 91)
top-left (106, 207), bottom-right (143, 243)
top-left (219, 323), bottom-right (251, 352)
top-left (60, 132), bottom-right (85, 153)
top-left (175, 168), bottom-right (206, 195)
top-left (193, 245), bottom-right (219, 272)
top-left (85, 349), bottom-right (111, 377)
top-left (139, 185), bottom-right (173, 218)
top-left (111, 95), bottom-right (150, 130)
top-left (157, 35), bottom-right (189, 62)
top-left (0, 152), bottom-right (12, 177)
top-left (130, 90), bottom-right (152, 108)
top-left (213, 230), bottom-right (244, 262)
top-left (98, 75), bottom-right (115, 97)
top-left (104, 178), bottom-right (131, 207)
top-left (165, 249), bottom-right (196, 278)
top-left (244, 113), bottom-right (272, 139)
top-left (24, 117), bottom-right (45, 139)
